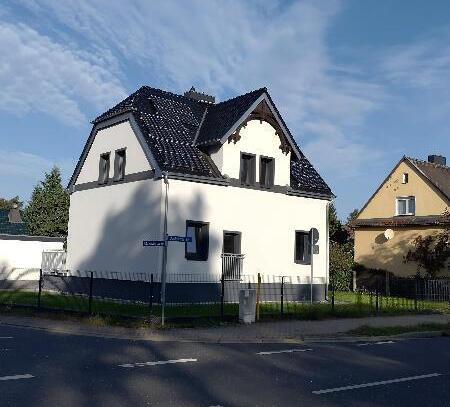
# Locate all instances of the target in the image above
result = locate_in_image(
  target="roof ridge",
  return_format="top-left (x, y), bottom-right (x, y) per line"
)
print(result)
top-left (406, 156), bottom-right (449, 170)
top-left (213, 87), bottom-right (267, 106)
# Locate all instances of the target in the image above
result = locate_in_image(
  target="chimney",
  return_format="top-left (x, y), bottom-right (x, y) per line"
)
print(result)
top-left (8, 204), bottom-right (23, 224)
top-left (427, 154), bottom-right (447, 166)
top-left (184, 86), bottom-right (215, 104)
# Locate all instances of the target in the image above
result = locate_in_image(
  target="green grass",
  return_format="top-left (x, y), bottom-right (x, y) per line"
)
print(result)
top-left (348, 323), bottom-right (450, 337)
top-left (0, 289), bottom-right (447, 327)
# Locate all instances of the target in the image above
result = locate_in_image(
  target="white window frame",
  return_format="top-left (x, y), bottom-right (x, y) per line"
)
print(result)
top-left (396, 196), bottom-right (415, 216)
top-left (402, 173), bottom-right (408, 184)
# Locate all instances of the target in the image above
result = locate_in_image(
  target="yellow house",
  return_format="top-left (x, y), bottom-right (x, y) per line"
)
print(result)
top-left (353, 155), bottom-right (449, 277)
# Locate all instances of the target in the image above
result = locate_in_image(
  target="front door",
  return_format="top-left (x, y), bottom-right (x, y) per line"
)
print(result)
top-left (223, 231), bottom-right (241, 254)
top-left (222, 232), bottom-right (242, 280)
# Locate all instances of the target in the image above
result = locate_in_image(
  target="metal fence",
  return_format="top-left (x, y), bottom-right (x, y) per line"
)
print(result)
top-left (0, 269), bottom-right (448, 322)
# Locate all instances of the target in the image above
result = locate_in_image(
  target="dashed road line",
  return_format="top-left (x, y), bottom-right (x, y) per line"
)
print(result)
top-left (257, 348), bottom-right (313, 355)
top-left (357, 340), bottom-right (395, 347)
top-left (312, 373), bottom-right (442, 394)
top-left (0, 374), bottom-right (34, 382)
top-left (0, 337), bottom-right (13, 339)
top-left (119, 358), bottom-right (198, 368)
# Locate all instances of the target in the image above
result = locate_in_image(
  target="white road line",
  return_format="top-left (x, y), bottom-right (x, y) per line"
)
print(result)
top-left (119, 358), bottom-right (198, 368)
top-left (0, 374), bottom-right (34, 382)
top-left (357, 340), bottom-right (395, 347)
top-left (0, 337), bottom-right (13, 339)
top-left (257, 348), bottom-right (313, 355)
top-left (312, 373), bottom-right (442, 395)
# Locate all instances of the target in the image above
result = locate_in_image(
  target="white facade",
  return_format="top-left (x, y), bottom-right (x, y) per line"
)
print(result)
top-left (0, 237), bottom-right (64, 281)
top-left (67, 117), bottom-right (330, 285)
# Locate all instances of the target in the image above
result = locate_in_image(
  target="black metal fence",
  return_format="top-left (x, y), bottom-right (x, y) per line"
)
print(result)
top-left (0, 269), bottom-right (448, 322)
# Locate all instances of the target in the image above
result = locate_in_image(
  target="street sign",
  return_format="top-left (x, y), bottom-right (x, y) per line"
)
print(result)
top-left (308, 228), bottom-right (319, 245)
top-left (313, 245), bottom-right (319, 254)
top-left (143, 240), bottom-right (165, 247)
top-left (168, 235), bottom-right (192, 243)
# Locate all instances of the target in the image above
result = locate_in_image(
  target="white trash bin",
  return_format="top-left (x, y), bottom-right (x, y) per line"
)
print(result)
top-left (239, 288), bottom-right (256, 324)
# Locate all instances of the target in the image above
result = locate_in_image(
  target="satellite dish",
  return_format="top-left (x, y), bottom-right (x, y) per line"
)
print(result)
top-left (384, 229), bottom-right (394, 240)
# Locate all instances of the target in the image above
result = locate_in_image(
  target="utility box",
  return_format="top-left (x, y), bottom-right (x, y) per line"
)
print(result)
top-left (239, 288), bottom-right (256, 324)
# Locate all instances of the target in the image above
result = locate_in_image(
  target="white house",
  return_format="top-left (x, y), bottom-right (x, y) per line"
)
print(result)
top-left (0, 207), bottom-right (64, 287)
top-left (66, 86), bottom-right (334, 301)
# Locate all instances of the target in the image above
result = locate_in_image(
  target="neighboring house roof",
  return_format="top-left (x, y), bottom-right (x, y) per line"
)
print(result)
top-left (352, 215), bottom-right (450, 228)
top-left (78, 85), bottom-right (333, 198)
top-left (406, 157), bottom-right (450, 201)
top-left (0, 209), bottom-right (28, 235)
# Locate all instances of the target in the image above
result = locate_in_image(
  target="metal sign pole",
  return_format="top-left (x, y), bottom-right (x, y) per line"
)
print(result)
top-left (310, 239), bottom-right (314, 305)
top-left (160, 172), bottom-right (169, 326)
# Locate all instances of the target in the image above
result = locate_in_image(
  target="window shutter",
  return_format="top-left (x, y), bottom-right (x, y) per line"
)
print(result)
top-left (250, 155), bottom-right (256, 184)
top-left (268, 159), bottom-right (274, 187)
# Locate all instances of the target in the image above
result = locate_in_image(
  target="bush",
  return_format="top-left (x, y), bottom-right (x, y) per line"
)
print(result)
top-left (330, 242), bottom-right (354, 291)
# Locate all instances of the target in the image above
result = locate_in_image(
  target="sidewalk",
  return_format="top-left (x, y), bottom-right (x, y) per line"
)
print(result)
top-left (1, 313), bottom-right (448, 343)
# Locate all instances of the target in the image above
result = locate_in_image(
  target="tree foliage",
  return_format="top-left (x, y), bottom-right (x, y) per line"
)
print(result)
top-left (0, 196), bottom-right (23, 210)
top-left (404, 210), bottom-right (450, 278)
top-left (24, 167), bottom-right (69, 237)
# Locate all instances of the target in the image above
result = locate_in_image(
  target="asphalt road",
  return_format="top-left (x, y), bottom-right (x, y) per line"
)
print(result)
top-left (0, 324), bottom-right (449, 407)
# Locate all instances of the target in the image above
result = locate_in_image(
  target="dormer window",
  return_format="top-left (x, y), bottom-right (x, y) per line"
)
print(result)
top-left (98, 153), bottom-right (110, 185)
top-left (114, 148), bottom-right (126, 181)
top-left (396, 196), bottom-right (415, 216)
top-left (240, 153), bottom-right (256, 186)
top-left (260, 156), bottom-right (275, 188)
top-left (402, 173), bottom-right (408, 184)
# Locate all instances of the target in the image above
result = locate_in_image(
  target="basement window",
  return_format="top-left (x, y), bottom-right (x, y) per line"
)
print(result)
top-left (240, 153), bottom-right (256, 186)
top-left (402, 173), bottom-right (409, 184)
top-left (295, 231), bottom-right (311, 265)
top-left (98, 153), bottom-right (110, 185)
top-left (396, 197), bottom-right (415, 216)
top-left (114, 149), bottom-right (126, 181)
top-left (260, 156), bottom-right (275, 188)
top-left (185, 220), bottom-right (209, 261)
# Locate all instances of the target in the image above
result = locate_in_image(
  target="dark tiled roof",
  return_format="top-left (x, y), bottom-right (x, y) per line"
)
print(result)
top-left (0, 209), bottom-right (28, 236)
top-left (407, 157), bottom-right (450, 201)
top-left (352, 215), bottom-right (450, 228)
top-left (195, 88), bottom-right (266, 145)
top-left (92, 85), bottom-right (332, 196)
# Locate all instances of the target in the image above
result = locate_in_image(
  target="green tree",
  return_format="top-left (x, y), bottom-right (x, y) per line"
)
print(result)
top-left (0, 196), bottom-right (23, 210)
top-left (24, 167), bottom-right (69, 237)
top-left (328, 203), bottom-right (350, 244)
top-left (329, 242), bottom-right (354, 291)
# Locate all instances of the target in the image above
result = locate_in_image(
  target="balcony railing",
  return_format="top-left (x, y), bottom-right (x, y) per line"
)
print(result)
top-left (221, 253), bottom-right (245, 281)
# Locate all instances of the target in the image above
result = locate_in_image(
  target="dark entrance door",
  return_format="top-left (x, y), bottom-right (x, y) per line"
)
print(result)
top-left (222, 232), bottom-right (242, 280)
top-left (223, 231), bottom-right (241, 254)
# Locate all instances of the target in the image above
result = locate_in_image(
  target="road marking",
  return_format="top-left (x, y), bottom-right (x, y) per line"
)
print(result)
top-left (257, 348), bottom-right (313, 355)
top-left (119, 358), bottom-right (198, 368)
top-left (0, 348), bottom-right (11, 351)
top-left (0, 374), bottom-right (34, 382)
top-left (312, 373), bottom-right (442, 394)
top-left (357, 340), bottom-right (395, 347)
top-left (0, 337), bottom-right (13, 339)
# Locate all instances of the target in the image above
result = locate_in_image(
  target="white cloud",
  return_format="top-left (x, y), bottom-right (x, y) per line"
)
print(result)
top-left (14, 0), bottom-right (384, 180)
top-left (0, 21), bottom-right (127, 125)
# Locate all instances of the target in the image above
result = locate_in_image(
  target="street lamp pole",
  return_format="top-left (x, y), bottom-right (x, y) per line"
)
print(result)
top-left (160, 172), bottom-right (169, 326)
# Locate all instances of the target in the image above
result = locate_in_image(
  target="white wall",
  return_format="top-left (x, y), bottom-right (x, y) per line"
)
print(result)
top-left (165, 179), bottom-right (328, 282)
top-left (210, 120), bottom-right (291, 186)
top-left (0, 239), bottom-right (64, 280)
top-left (76, 120), bottom-right (151, 185)
top-left (66, 178), bottom-right (163, 275)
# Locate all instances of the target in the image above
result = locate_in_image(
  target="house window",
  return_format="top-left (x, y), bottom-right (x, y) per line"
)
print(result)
top-left (240, 153), bottom-right (256, 185)
top-left (260, 156), bottom-right (275, 188)
top-left (185, 220), bottom-right (209, 261)
top-left (295, 231), bottom-right (311, 264)
top-left (396, 197), bottom-right (415, 215)
top-left (98, 153), bottom-right (110, 185)
top-left (114, 149), bottom-right (126, 181)
top-left (402, 173), bottom-right (409, 184)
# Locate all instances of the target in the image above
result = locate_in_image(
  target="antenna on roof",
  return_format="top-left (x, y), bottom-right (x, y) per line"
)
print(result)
top-left (184, 86), bottom-right (215, 104)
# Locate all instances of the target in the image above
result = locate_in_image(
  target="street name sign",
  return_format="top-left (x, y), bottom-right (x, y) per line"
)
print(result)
top-left (168, 236), bottom-right (192, 243)
top-left (143, 240), bottom-right (165, 247)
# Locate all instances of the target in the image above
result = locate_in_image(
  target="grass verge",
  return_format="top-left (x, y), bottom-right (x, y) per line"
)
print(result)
top-left (348, 323), bottom-right (450, 337)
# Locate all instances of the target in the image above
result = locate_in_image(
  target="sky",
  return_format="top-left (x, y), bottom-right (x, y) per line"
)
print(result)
top-left (0, 0), bottom-right (449, 220)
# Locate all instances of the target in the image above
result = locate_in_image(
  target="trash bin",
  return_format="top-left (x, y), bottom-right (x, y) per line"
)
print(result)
top-left (239, 288), bottom-right (256, 324)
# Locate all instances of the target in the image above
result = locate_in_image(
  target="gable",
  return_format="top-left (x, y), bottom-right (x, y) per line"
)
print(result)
top-left (358, 159), bottom-right (448, 219)
top-left (74, 120), bottom-right (152, 186)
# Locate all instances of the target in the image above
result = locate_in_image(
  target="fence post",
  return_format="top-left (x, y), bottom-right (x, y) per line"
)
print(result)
top-left (385, 271), bottom-right (390, 296)
top-left (375, 287), bottom-right (379, 314)
top-left (414, 276), bottom-right (418, 311)
top-left (37, 268), bottom-right (43, 310)
top-left (220, 273), bottom-right (225, 320)
top-left (331, 283), bottom-right (335, 312)
top-left (149, 273), bottom-right (154, 313)
top-left (256, 273), bottom-right (261, 321)
top-left (352, 270), bottom-right (357, 292)
top-left (88, 271), bottom-right (94, 315)
top-left (280, 276), bottom-right (284, 317)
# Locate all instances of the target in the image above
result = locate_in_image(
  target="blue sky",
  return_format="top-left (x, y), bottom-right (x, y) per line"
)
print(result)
top-left (0, 0), bottom-right (449, 220)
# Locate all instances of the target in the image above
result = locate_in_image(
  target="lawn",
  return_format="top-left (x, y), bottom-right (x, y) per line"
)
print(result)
top-left (0, 289), bottom-right (447, 324)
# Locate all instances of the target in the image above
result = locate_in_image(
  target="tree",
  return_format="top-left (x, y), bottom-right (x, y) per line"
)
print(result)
top-left (24, 167), bottom-right (69, 237)
top-left (328, 203), bottom-right (350, 244)
top-left (404, 211), bottom-right (450, 278)
top-left (0, 196), bottom-right (23, 210)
